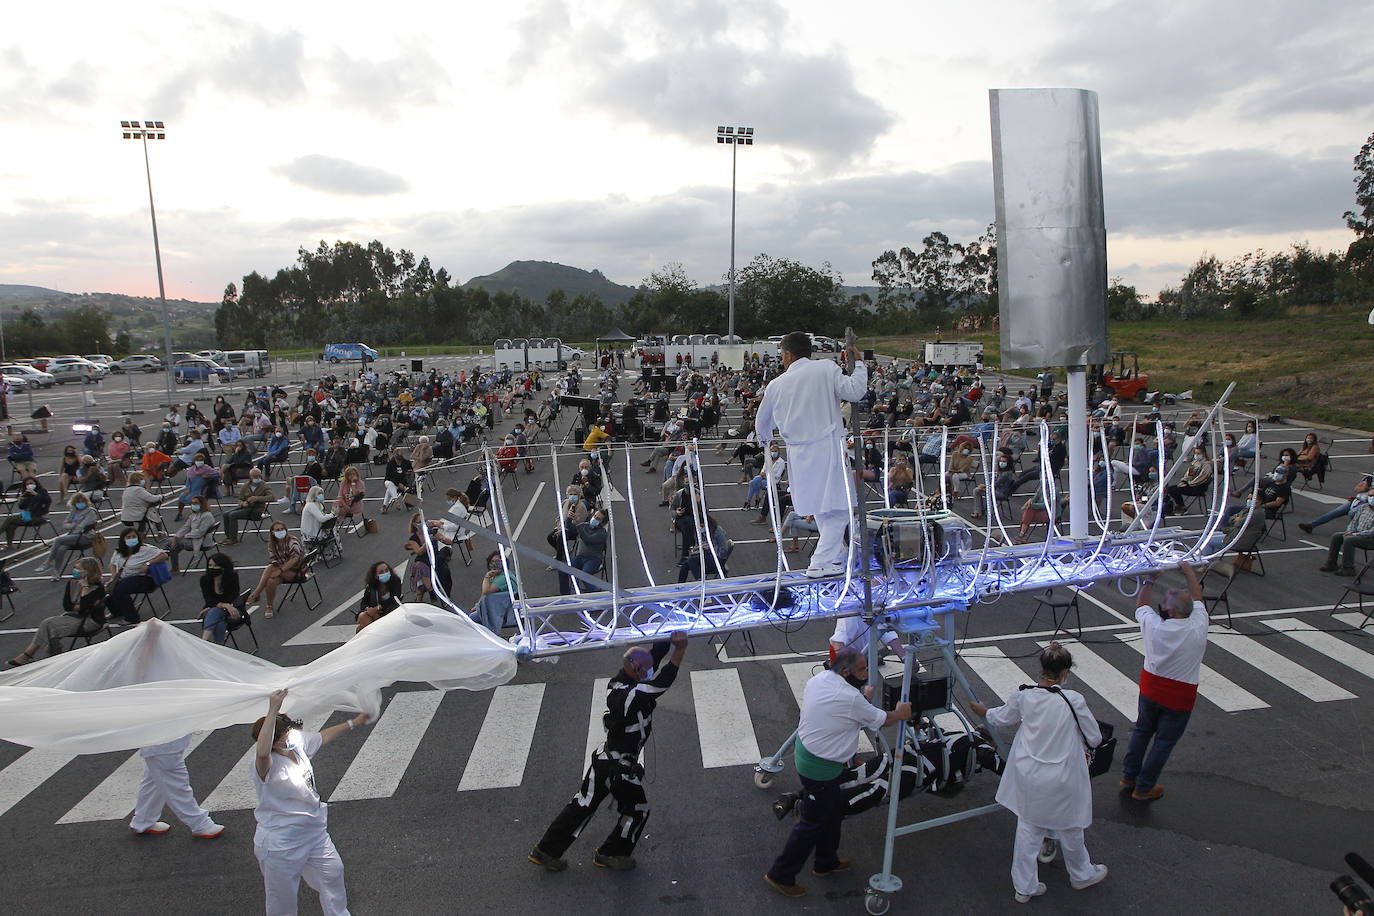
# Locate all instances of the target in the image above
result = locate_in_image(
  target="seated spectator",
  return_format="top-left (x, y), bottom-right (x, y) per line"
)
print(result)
top-left (334, 465), bottom-right (366, 524)
top-left (247, 520), bottom-right (303, 619)
top-left (1163, 446), bottom-right (1214, 515)
top-left (1235, 421), bottom-right (1259, 462)
top-left (1015, 491), bottom-right (1052, 545)
top-left (1295, 433), bottom-right (1328, 486)
top-left (8, 557), bottom-right (106, 665)
top-left (2, 475), bottom-right (52, 550)
top-left (167, 495), bottom-right (218, 573)
top-left (176, 453), bottom-right (221, 518)
top-left (140, 446), bottom-right (173, 488)
top-left (678, 512), bottom-right (731, 582)
top-left (197, 553), bottom-right (241, 644)
top-left (120, 472), bottom-right (164, 532)
top-left (1299, 475), bottom-right (1373, 535)
top-left (887, 456), bottom-right (914, 508)
top-left (7, 433), bottom-right (36, 477)
top-left (57, 445), bottom-right (81, 497)
top-left (356, 560), bottom-right (403, 632)
top-left (744, 446), bottom-right (785, 510)
top-left (1319, 495), bottom-right (1374, 576)
top-left (106, 528), bottom-right (168, 624)
top-left (562, 509), bottom-right (609, 595)
top-left (780, 510), bottom-right (819, 554)
top-left (254, 428), bottom-right (290, 476)
top-left (472, 550), bottom-right (517, 634)
top-left (381, 447), bottom-right (414, 513)
top-left (1222, 470), bottom-right (1292, 528)
top-left (300, 486), bottom-right (333, 542)
top-left (35, 493), bottom-right (99, 577)
top-left (220, 469), bottom-right (273, 546)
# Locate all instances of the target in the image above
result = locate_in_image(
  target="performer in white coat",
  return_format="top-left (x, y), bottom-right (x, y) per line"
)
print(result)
top-left (251, 689), bottom-right (369, 916)
top-left (129, 734), bottom-right (224, 838)
top-left (971, 644), bottom-right (1109, 904)
top-left (755, 332), bottom-right (868, 577)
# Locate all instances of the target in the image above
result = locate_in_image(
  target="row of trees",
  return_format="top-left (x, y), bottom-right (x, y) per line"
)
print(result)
top-left (215, 131), bottom-right (1374, 346)
top-left (1, 305), bottom-right (127, 359)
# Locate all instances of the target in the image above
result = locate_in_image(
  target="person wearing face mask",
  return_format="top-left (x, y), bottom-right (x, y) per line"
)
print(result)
top-left (564, 510), bottom-right (609, 594)
top-left (971, 449), bottom-right (1024, 521)
top-left (35, 493), bottom-right (100, 577)
top-left (247, 522), bottom-right (304, 618)
top-left (105, 527), bottom-right (169, 624)
top-left (764, 647), bottom-right (912, 898)
top-left (1318, 489), bottom-right (1374, 576)
top-left (1, 475), bottom-right (52, 550)
top-left (356, 560), bottom-right (402, 631)
top-left (300, 485), bottom-right (333, 542)
top-left (56, 445), bottom-right (81, 497)
top-left (970, 643), bottom-right (1108, 904)
top-left (197, 553), bottom-right (242, 644)
top-left (221, 470), bottom-right (274, 546)
top-left (945, 442), bottom-right (978, 500)
top-left (167, 495), bottom-right (218, 573)
top-left (744, 445), bottom-right (785, 510)
top-left (7, 433), bottom-right (36, 477)
top-left (176, 451), bottom-right (221, 520)
top-left (474, 550), bottom-right (519, 631)
top-left (9, 557), bottom-right (106, 665)
top-left (1221, 468), bottom-right (1291, 529)
top-left (886, 455), bottom-right (914, 508)
top-left (495, 435), bottom-right (520, 479)
top-left (156, 421), bottom-right (178, 457)
top-left (1162, 447), bottom-right (1214, 515)
top-left (530, 632), bottom-right (689, 873)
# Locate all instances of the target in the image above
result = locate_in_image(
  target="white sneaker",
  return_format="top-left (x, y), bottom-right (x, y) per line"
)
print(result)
top-left (1014, 882), bottom-right (1047, 903)
top-left (1071, 864), bottom-right (1108, 890)
top-left (804, 562), bottom-right (845, 579)
top-left (132, 821), bottom-right (171, 835)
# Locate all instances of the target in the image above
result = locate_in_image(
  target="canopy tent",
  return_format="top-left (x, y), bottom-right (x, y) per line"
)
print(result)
top-left (596, 328), bottom-right (635, 342)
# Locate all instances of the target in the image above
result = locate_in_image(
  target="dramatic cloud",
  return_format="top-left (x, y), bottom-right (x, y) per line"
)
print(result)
top-left (274, 155), bottom-right (410, 196)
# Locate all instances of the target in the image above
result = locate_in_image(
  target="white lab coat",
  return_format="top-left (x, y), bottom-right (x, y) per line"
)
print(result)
top-left (755, 358), bottom-right (868, 516)
top-left (984, 686), bottom-right (1099, 830)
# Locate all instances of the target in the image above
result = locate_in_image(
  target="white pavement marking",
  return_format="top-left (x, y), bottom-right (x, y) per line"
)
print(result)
top-left (58, 732), bottom-right (212, 824)
top-left (1334, 612), bottom-right (1374, 630)
top-left (458, 684), bottom-right (545, 791)
top-left (1292, 489), bottom-right (1348, 506)
top-left (1039, 640), bottom-right (1141, 720)
top-left (1206, 626), bottom-right (1355, 701)
top-left (512, 482), bottom-right (546, 539)
top-left (203, 712), bottom-right (330, 812)
top-left (283, 560), bottom-right (408, 647)
top-left (583, 678), bottom-right (609, 771)
top-left (1115, 636), bottom-right (1268, 712)
top-left (1071, 587), bottom-right (1134, 625)
top-left (959, 648), bottom-right (1032, 703)
top-left (603, 482), bottom-right (626, 502)
top-left (1261, 618), bottom-right (1374, 681)
top-left (0, 749), bottom-right (77, 818)
top-left (691, 668), bottom-right (761, 767)
top-left (330, 691), bottom-right (444, 802)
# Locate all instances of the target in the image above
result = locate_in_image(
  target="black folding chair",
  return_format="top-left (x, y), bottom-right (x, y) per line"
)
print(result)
top-left (279, 549), bottom-right (323, 612)
top-left (66, 618), bottom-right (114, 650)
top-left (134, 561), bottom-right (175, 619)
top-left (1026, 587), bottom-right (1082, 640)
top-left (179, 523), bottom-right (221, 576)
top-left (1331, 563), bottom-right (1374, 630)
top-left (225, 587), bottom-right (260, 654)
top-left (1201, 563), bottom-right (1239, 628)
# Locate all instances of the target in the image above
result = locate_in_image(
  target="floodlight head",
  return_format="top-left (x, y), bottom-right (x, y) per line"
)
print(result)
top-left (120, 120), bottom-right (132, 128)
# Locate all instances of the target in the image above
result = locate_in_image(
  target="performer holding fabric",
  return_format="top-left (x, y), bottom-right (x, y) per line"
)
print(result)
top-left (251, 689), bottom-right (369, 916)
top-left (755, 332), bottom-right (868, 577)
top-left (129, 734), bottom-right (224, 839)
top-left (529, 631), bottom-right (689, 873)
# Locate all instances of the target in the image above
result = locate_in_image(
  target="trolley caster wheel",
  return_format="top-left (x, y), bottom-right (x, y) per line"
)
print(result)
top-left (864, 890), bottom-right (890, 915)
top-left (1037, 838), bottom-right (1059, 863)
top-left (753, 769), bottom-right (775, 789)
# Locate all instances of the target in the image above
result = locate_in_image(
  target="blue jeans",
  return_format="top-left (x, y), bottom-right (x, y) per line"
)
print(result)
top-left (1122, 694), bottom-right (1192, 793)
top-left (746, 476), bottom-right (767, 504)
top-left (1308, 503), bottom-right (1352, 530)
top-left (474, 592), bottom-right (513, 633)
top-left (559, 555), bottom-right (603, 595)
top-left (202, 606), bottom-right (232, 644)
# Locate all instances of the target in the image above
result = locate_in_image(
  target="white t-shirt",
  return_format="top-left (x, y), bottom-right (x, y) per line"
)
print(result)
top-left (829, 615), bottom-right (896, 653)
top-left (1137, 601), bottom-right (1209, 684)
top-left (252, 730), bottom-right (327, 838)
top-left (797, 670), bottom-right (887, 763)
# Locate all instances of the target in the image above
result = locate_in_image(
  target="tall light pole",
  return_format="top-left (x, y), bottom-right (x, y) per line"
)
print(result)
top-left (716, 125), bottom-right (754, 343)
top-left (120, 119), bottom-right (175, 408)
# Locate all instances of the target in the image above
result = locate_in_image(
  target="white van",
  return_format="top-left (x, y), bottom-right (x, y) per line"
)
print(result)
top-left (225, 349), bottom-right (272, 377)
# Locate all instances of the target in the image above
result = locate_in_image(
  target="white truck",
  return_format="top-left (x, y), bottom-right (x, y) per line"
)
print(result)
top-left (923, 341), bottom-right (983, 367)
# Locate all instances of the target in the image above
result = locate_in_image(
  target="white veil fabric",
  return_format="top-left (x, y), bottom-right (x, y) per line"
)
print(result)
top-left (0, 604), bottom-right (517, 753)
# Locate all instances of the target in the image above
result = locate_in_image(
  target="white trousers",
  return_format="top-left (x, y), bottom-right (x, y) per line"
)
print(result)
top-left (129, 751), bottom-right (215, 834)
top-left (810, 509), bottom-right (851, 569)
top-left (1011, 818), bottom-right (1095, 896)
top-left (256, 831), bottom-right (350, 916)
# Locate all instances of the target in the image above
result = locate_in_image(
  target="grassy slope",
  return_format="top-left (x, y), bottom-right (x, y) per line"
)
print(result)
top-left (865, 305), bottom-right (1374, 430)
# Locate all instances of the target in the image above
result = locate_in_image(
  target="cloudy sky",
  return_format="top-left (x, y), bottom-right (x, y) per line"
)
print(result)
top-left (1, 0), bottom-right (1370, 302)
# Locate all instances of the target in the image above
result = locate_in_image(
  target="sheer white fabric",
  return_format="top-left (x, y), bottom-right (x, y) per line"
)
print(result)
top-left (0, 604), bottom-right (516, 753)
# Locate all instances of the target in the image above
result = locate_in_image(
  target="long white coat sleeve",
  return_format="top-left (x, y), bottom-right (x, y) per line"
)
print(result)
top-left (985, 687), bottom-right (1097, 829)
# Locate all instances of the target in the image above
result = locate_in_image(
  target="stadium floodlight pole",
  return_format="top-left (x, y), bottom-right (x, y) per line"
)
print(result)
top-left (716, 125), bottom-right (754, 344)
top-left (119, 119), bottom-right (175, 408)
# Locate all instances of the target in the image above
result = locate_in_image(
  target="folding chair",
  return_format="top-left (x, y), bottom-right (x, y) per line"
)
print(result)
top-left (304, 517), bottom-right (343, 568)
top-left (13, 514), bottom-right (58, 548)
top-left (66, 619), bottom-right (114, 650)
top-left (1201, 563), bottom-right (1239, 628)
top-left (242, 509), bottom-right (271, 542)
top-left (0, 568), bottom-right (15, 624)
top-left (135, 561), bottom-right (175, 619)
top-left (1331, 563), bottom-right (1374, 630)
top-left (1231, 516), bottom-right (1268, 577)
top-left (1026, 587), bottom-right (1082, 640)
top-left (453, 534), bottom-right (473, 567)
top-left (469, 489), bottom-right (492, 527)
top-left (225, 587), bottom-right (260, 654)
top-left (179, 523), bottom-right (221, 576)
top-left (279, 549), bottom-right (323, 612)
top-left (290, 475), bottom-right (315, 509)
top-left (1267, 503), bottom-right (1290, 542)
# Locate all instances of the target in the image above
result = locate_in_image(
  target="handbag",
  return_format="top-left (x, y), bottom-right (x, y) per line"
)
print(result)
top-left (1048, 687), bottom-right (1116, 778)
top-left (364, 517), bottom-right (379, 535)
top-left (90, 530), bottom-right (108, 559)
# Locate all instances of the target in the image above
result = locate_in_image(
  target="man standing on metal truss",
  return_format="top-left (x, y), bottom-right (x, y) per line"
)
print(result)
top-left (755, 331), bottom-right (869, 578)
top-left (528, 631), bottom-right (689, 873)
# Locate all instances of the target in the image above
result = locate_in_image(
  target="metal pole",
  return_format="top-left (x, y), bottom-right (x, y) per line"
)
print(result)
top-left (727, 139), bottom-right (737, 343)
top-left (1066, 366), bottom-right (1088, 540)
top-left (0, 308), bottom-right (6, 362)
top-left (140, 133), bottom-right (175, 410)
top-left (127, 368), bottom-right (135, 414)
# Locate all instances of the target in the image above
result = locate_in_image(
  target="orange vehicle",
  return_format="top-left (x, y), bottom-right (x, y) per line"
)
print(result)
top-left (1095, 351), bottom-right (1150, 402)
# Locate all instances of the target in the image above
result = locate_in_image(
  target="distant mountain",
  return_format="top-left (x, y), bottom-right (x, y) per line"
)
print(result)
top-left (0, 284), bottom-right (219, 349)
top-left (462, 260), bottom-right (638, 307)
top-left (0, 284), bottom-right (69, 302)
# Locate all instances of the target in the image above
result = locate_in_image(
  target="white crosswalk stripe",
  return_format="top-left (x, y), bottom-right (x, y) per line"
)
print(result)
top-left (691, 668), bottom-right (761, 767)
top-left (584, 677), bottom-right (609, 771)
top-left (1114, 635), bottom-right (1269, 712)
top-left (0, 749), bottom-right (77, 818)
top-left (1206, 626), bottom-right (1355, 701)
top-left (1260, 618), bottom-right (1374, 681)
top-left (330, 692), bottom-right (443, 802)
top-left (458, 684), bottom-right (545, 792)
top-left (1037, 640), bottom-right (1141, 720)
top-left (202, 712), bottom-right (331, 812)
top-left (959, 648), bottom-right (1033, 702)
top-left (58, 732), bottom-right (212, 824)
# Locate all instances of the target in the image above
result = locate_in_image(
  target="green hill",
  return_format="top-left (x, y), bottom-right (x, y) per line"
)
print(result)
top-left (462, 260), bottom-right (637, 307)
top-left (0, 284), bottom-right (219, 350)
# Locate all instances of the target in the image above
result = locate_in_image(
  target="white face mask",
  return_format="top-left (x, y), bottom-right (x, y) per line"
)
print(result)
top-left (273, 529), bottom-right (287, 540)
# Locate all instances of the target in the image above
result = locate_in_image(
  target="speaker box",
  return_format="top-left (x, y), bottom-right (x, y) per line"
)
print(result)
top-left (411, 360), bottom-right (423, 372)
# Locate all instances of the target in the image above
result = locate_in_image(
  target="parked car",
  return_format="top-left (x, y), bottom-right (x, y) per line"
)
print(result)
top-left (0, 367), bottom-right (34, 390)
top-left (29, 357), bottom-right (54, 372)
top-left (1, 364), bottom-right (56, 388)
top-left (84, 354), bottom-right (116, 367)
top-left (173, 358), bottom-right (234, 384)
top-left (196, 349), bottom-right (228, 364)
top-left (48, 357), bottom-right (103, 384)
top-left (322, 342), bottom-right (379, 363)
top-left (224, 349), bottom-right (271, 377)
top-left (110, 354), bottom-right (164, 373)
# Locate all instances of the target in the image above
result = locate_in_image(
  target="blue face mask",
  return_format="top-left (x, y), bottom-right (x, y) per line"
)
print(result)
top-left (377, 571), bottom-right (392, 583)
top-left (71, 569), bottom-right (83, 580)
top-left (74, 502), bottom-right (87, 510)
top-left (124, 538), bottom-right (140, 548)
top-left (191, 504), bottom-right (202, 513)
top-left (588, 518), bottom-right (601, 528)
